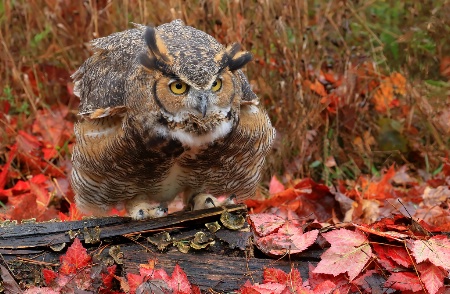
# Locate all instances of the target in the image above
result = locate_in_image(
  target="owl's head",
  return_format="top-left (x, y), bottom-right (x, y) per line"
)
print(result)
top-left (138, 20), bottom-right (253, 147)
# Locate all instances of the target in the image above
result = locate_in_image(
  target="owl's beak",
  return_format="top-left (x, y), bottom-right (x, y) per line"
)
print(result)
top-left (197, 94), bottom-right (208, 118)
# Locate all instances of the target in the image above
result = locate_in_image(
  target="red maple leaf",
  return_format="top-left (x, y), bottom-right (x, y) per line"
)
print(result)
top-left (100, 265), bottom-right (117, 290)
top-left (248, 214), bottom-right (286, 237)
top-left (168, 264), bottom-right (191, 294)
top-left (308, 264), bottom-right (351, 293)
top-left (263, 268), bottom-right (288, 284)
top-left (312, 280), bottom-right (337, 294)
top-left (140, 265), bottom-right (170, 281)
top-left (246, 188), bottom-right (299, 213)
top-left (0, 144), bottom-right (17, 190)
top-left (417, 262), bottom-right (446, 294)
top-left (268, 175), bottom-right (285, 195)
top-left (262, 267), bottom-right (306, 293)
top-left (240, 280), bottom-right (288, 294)
top-left (29, 238), bottom-right (97, 293)
top-left (372, 244), bottom-right (412, 269)
top-left (407, 235), bottom-right (450, 270)
top-left (59, 238), bottom-right (91, 275)
top-left (130, 262), bottom-right (194, 294)
top-left (42, 269), bottom-right (58, 285)
top-left (191, 285), bottom-right (201, 294)
top-left (313, 229), bottom-right (372, 280)
top-left (126, 273), bottom-right (144, 294)
top-left (256, 225), bottom-right (319, 256)
top-left (372, 244), bottom-right (400, 271)
top-left (384, 272), bottom-right (422, 292)
top-left (31, 104), bottom-right (73, 148)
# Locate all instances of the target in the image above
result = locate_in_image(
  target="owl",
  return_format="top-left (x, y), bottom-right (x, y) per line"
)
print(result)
top-left (71, 19), bottom-right (275, 220)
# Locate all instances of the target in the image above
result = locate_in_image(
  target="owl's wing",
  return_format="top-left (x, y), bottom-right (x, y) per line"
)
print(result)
top-left (72, 28), bottom-right (145, 116)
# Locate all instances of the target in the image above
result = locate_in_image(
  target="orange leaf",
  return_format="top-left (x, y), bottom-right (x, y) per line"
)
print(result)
top-left (439, 56), bottom-right (450, 78)
top-left (59, 203), bottom-right (85, 221)
top-left (310, 80), bottom-right (327, 97)
top-left (373, 80), bottom-right (394, 112)
top-left (359, 165), bottom-right (396, 200)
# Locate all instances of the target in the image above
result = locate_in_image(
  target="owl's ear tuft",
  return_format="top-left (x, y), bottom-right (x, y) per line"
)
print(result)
top-left (138, 53), bottom-right (158, 71)
top-left (225, 43), bottom-right (242, 59)
top-left (140, 27), bottom-right (174, 74)
top-left (228, 51), bottom-right (253, 71)
top-left (143, 27), bottom-right (171, 63)
top-left (223, 43), bottom-right (252, 71)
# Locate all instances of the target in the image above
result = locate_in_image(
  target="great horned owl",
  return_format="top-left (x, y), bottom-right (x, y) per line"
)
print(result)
top-left (71, 19), bottom-right (275, 220)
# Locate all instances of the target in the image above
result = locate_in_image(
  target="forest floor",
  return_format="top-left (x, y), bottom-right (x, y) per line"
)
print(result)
top-left (0, 1), bottom-right (449, 293)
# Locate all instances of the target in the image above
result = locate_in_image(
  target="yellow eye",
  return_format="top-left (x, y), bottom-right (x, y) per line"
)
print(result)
top-left (211, 78), bottom-right (222, 92)
top-left (169, 81), bottom-right (189, 95)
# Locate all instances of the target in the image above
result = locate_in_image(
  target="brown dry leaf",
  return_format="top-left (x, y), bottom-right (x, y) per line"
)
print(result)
top-left (324, 156), bottom-right (337, 168)
top-left (360, 199), bottom-right (381, 224)
top-left (433, 107), bottom-right (450, 134)
top-left (414, 206), bottom-right (450, 231)
top-left (422, 186), bottom-right (450, 207)
top-left (391, 166), bottom-right (416, 185)
top-left (353, 136), bottom-right (365, 153)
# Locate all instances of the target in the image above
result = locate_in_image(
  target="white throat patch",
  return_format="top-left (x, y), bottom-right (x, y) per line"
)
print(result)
top-left (170, 119), bottom-right (232, 147)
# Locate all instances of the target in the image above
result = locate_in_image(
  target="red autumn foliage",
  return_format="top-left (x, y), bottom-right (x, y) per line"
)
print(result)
top-left (59, 238), bottom-right (91, 275)
top-left (313, 229), bottom-right (372, 281)
top-left (25, 238), bottom-right (115, 293)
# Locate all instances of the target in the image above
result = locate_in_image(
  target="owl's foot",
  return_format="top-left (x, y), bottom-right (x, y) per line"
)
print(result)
top-left (126, 200), bottom-right (168, 220)
top-left (189, 193), bottom-right (236, 210)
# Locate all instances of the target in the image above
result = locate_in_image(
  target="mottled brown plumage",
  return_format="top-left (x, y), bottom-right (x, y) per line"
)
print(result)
top-left (71, 20), bottom-right (275, 219)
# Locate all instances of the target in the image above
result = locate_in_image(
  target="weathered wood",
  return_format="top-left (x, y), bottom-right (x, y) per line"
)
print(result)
top-left (122, 244), bottom-right (318, 292)
top-left (0, 205), bottom-right (322, 292)
top-left (0, 205), bottom-right (247, 249)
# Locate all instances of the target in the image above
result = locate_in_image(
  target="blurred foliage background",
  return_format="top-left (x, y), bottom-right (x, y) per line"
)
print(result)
top-left (1, 0), bottom-right (449, 189)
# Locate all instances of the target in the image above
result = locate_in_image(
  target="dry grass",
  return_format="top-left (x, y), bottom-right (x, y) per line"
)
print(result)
top-left (1, 0), bottom-right (449, 185)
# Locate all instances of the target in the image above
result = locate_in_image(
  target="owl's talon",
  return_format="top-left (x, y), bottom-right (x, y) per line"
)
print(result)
top-left (128, 201), bottom-right (168, 220)
top-left (190, 193), bottom-right (237, 210)
top-left (204, 197), bottom-right (216, 207)
top-left (137, 209), bottom-right (146, 219)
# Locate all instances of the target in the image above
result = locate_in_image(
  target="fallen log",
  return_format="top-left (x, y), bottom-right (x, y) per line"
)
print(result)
top-left (0, 205), bottom-right (320, 292)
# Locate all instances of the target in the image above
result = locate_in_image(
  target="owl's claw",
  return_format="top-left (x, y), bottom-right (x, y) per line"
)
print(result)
top-left (129, 202), bottom-right (168, 220)
top-left (189, 193), bottom-right (237, 210)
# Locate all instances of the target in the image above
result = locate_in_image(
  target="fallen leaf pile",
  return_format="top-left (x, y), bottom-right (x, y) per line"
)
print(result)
top-left (24, 238), bottom-right (202, 294)
top-left (21, 212), bottom-right (450, 293)
top-left (0, 104), bottom-right (75, 221)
